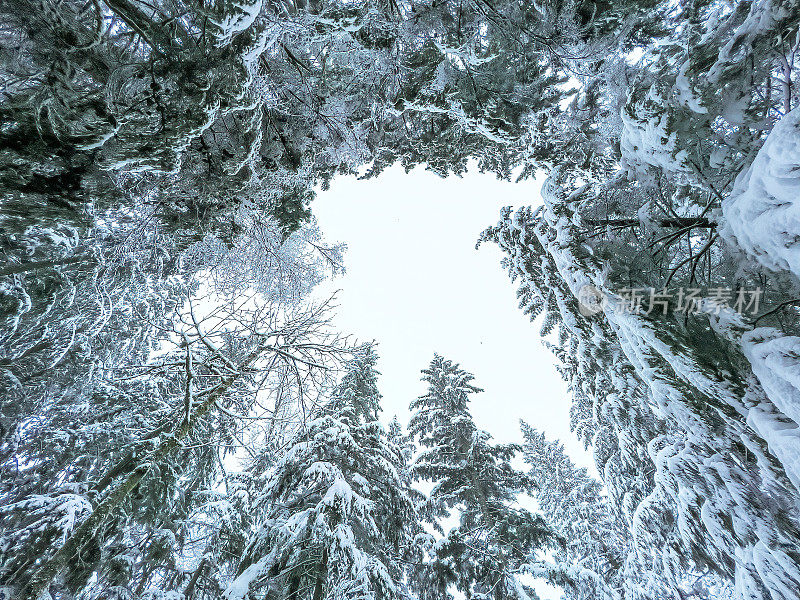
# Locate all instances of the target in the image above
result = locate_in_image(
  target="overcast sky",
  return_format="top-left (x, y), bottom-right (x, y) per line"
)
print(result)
top-left (312, 164), bottom-right (593, 470)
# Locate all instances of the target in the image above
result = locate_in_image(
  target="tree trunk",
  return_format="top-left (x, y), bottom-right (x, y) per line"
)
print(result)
top-left (469, 469), bottom-right (494, 528)
top-left (583, 217), bottom-right (716, 229)
top-left (89, 422), bottom-right (171, 496)
top-left (312, 548), bottom-right (328, 600)
top-left (779, 53), bottom-right (793, 115)
top-left (286, 574), bottom-right (301, 600)
top-left (184, 557), bottom-right (207, 600)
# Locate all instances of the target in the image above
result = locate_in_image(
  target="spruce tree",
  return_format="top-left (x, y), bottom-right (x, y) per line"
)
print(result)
top-left (226, 346), bottom-right (419, 600)
top-left (519, 422), bottom-right (732, 600)
top-left (481, 177), bottom-right (800, 599)
top-left (408, 354), bottom-right (552, 600)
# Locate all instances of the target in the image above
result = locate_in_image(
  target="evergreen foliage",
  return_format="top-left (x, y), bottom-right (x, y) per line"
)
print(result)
top-left (408, 354), bottom-right (552, 600)
top-left (226, 347), bottom-right (419, 600)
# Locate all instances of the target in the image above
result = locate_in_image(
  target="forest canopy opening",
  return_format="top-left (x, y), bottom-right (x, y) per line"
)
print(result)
top-left (309, 164), bottom-right (589, 457)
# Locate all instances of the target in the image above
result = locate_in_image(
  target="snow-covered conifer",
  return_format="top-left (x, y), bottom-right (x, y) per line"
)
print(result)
top-left (408, 354), bottom-right (551, 600)
top-left (226, 347), bottom-right (418, 600)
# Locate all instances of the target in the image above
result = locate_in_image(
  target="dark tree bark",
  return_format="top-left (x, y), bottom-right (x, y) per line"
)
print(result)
top-left (584, 217), bottom-right (716, 229)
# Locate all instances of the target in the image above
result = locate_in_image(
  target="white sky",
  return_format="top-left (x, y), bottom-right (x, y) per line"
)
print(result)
top-left (312, 164), bottom-right (593, 470)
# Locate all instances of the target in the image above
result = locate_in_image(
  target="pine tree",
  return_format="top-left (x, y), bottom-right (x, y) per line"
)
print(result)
top-left (520, 421), bottom-right (626, 599)
top-left (325, 345), bottom-right (382, 422)
top-left (226, 346), bottom-right (419, 600)
top-left (474, 1), bottom-right (800, 593)
top-left (519, 422), bottom-right (733, 600)
top-left (481, 174), bottom-right (800, 599)
top-left (1, 291), bottom-right (351, 600)
top-left (408, 354), bottom-right (552, 600)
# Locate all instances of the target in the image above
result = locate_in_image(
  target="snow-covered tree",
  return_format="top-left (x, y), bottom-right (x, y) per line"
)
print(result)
top-left (1, 290), bottom-right (351, 600)
top-left (408, 354), bottom-right (552, 600)
top-left (325, 344), bottom-right (382, 422)
top-left (481, 173), bottom-right (800, 599)
top-left (226, 346), bottom-right (419, 600)
top-left (519, 422), bottom-right (732, 600)
top-left (475, 3), bottom-right (800, 597)
top-left (520, 421), bottom-right (627, 600)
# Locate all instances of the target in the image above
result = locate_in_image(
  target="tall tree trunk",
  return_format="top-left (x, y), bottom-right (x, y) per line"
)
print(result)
top-left (286, 573), bottom-right (301, 600)
top-left (184, 557), bottom-right (207, 600)
top-left (779, 52), bottom-right (793, 115)
top-left (469, 469), bottom-right (494, 528)
top-left (89, 422), bottom-right (171, 496)
top-left (312, 548), bottom-right (328, 600)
